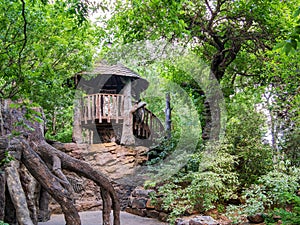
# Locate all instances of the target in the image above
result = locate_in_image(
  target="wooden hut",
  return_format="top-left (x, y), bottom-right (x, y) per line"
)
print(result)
top-left (72, 62), bottom-right (164, 145)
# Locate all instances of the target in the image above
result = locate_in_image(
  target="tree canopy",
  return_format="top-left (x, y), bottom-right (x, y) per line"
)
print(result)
top-left (0, 0), bottom-right (299, 224)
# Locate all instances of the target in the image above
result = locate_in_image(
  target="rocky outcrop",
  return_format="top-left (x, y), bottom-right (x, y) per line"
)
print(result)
top-left (50, 142), bottom-right (149, 212)
top-left (175, 216), bottom-right (219, 225)
top-left (125, 186), bottom-right (168, 222)
top-left (247, 214), bottom-right (265, 223)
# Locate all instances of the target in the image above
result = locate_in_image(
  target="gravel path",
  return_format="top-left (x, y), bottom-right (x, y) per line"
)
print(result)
top-left (38, 211), bottom-right (168, 225)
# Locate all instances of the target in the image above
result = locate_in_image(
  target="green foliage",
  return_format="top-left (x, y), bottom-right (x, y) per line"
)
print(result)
top-left (226, 165), bottom-right (300, 223)
top-left (44, 105), bottom-right (74, 143)
top-left (157, 144), bottom-right (239, 223)
top-left (267, 193), bottom-right (300, 225)
top-left (0, 220), bottom-right (9, 225)
top-left (226, 92), bottom-right (274, 186)
top-left (0, 151), bottom-right (14, 169)
top-left (274, 6), bottom-right (300, 54)
top-left (0, 0), bottom-right (105, 141)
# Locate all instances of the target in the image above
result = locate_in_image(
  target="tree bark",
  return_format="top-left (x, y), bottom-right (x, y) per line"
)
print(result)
top-left (4, 187), bottom-right (17, 225)
top-left (38, 188), bottom-right (51, 222)
top-left (101, 189), bottom-right (112, 225)
top-left (20, 139), bottom-right (81, 225)
top-left (72, 97), bottom-right (83, 143)
top-left (5, 160), bottom-right (34, 225)
top-left (0, 171), bottom-right (6, 221)
top-left (165, 92), bottom-right (171, 139)
top-left (0, 103), bottom-right (120, 225)
top-left (35, 142), bottom-right (121, 225)
top-left (19, 164), bottom-right (40, 225)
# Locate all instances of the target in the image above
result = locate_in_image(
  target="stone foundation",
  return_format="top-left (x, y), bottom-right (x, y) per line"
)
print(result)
top-left (125, 186), bottom-right (169, 222)
top-left (50, 142), bottom-right (149, 212)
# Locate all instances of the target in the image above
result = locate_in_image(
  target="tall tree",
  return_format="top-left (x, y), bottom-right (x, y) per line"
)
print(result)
top-left (106, 0), bottom-right (298, 140)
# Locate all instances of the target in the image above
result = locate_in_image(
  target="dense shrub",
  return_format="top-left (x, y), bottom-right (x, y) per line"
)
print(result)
top-left (156, 144), bottom-right (239, 223)
top-left (226, 164), bottom-right (300, 223)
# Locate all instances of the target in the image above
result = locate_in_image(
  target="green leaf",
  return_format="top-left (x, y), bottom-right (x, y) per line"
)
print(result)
top-left (293, 6), bottom-right (300, 18)
top-left (273, 41), bottom-right (285, 50)
top-left (291, 39), bottom-right (298, 49)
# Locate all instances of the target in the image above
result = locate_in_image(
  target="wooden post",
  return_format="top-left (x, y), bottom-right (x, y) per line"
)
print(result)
top-left (72, 97), bottom-right (83, 143)
top-left (165, 92), bottom-right (171, 139)
top-left (120, 80), bottom-right (135, 145)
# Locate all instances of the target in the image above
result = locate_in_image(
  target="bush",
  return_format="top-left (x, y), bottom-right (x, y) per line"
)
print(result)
top-left (271, 193), bottom-right (300, 225)
top-left (157, 144), bottom-right (239, 223)
top-left (226, 164), bottom-right (300, 223)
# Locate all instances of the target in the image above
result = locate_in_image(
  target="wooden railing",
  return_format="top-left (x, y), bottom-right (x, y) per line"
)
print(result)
top-left (133, 108), bottom-right (164, 141)
top-left (81, 93), bottom-right (164, 142)
top-left (81, 93), bottom-right (124, 124)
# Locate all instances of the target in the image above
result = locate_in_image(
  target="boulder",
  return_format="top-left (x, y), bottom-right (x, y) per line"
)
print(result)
top-left (189, 216), bottom-right (219, 225)
top-left (146, 199), bottom-right (155, 209)
top-left (131, 187), bottom-right (155, 198)
top-left (175, 218), bottom-right (189, 225)
top-left (247, 214), bottom-right (265, 223)
top-left (146, 210), bottom-right (160, 218)
top-left (159, 212), bottom-right (168, 222)
top-left (131, 198), bottom-right (147, 209)
top-left (125, 207), bottom-right (146, 217)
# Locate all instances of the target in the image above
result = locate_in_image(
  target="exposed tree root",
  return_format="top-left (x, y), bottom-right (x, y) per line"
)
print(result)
top-left (0, 103), bottom-right (120, 225)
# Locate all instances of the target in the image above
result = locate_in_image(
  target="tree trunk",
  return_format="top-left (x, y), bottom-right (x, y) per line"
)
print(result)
top-left (165, 92), bottom-right (171, 139)
top-left (0, 102), bottom-right (120, 225)
top-left (0, 171), bottom-right (6, 221)
top-left (4, 188), bottom-right (17, 225)
top-left (72, 97), bottom-right (83, 143)
top-left (19, 164), bottom-right (40, 225)
top-left (5, 160), bottom-right (34, 225)
top-left (201, 71), bottom-right (224, 143)
top-left (38, 188), bottom-right (51, 222)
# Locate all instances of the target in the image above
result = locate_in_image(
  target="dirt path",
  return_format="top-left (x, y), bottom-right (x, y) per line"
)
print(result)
top-left (38, 211), bottom-right (168, 225)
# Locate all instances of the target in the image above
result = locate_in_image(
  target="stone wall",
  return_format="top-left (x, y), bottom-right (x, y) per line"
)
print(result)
top-left (50, 142), bottom-right (149, 213)
top-left (125, 186), bottom-right (169, 222)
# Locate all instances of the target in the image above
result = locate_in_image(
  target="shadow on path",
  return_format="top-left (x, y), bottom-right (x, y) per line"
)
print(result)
top-left (39, 211), bottom-right (168, 225)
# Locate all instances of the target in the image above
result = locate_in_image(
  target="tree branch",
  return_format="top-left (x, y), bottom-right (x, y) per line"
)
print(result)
top-left (18, 0), bottom-right (27, 70)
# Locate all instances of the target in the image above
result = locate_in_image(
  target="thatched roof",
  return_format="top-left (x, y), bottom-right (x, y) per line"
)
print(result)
top-left (82, 62), bottom-right (143, 79)
top-left (78, 62), bottom-right (149, 98)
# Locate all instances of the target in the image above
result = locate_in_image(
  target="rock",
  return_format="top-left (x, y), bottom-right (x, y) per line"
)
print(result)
top-left (146, 210), bottom-right (160, 218)
top-left (247, 214), bottom-right (265, 223)
top-left (135, 155), bottom-right (148, 164)
top-left (103, 142), bottom-right (117, 147)
top-left (146, 199), bottom-right (155, 209)
top-left (125, 207), bottom-right (146, 217)
top-left (159, 212), bottom-right (168, 222)
top-left (125, 150), bottom-right (136, 156)
top-left (273, 215), bottom-right (281, 221)
top-left (131, 198), bottom-right (147, 209)
top-left (121, 156), bottom-right (135, 164)
top-left (189, 216), bottom-right (219, 225)
top-left (94, 152), bottom-right (115, 166)
top-left (134, 146), bottom-right (149, 155)
top-left (154, 198), bottom-right (164, 211)
top-left (175, 218), bottom-right (189, 225)
top-left (104, 165), bottom-right (118, 173)
top-left (132, 187), bottom-right (155, 198)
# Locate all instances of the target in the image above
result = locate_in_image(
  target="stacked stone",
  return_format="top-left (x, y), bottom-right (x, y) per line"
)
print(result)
top-left (125, 187), bottom-right (168, 222)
